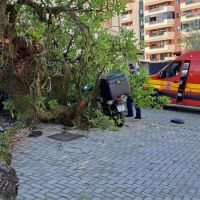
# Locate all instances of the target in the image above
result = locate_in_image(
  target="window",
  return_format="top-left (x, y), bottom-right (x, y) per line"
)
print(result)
top-left (150, 17), bottom-right (156, 22)
top-left (185, 11), bottom-right (192, 18)
top-left (176, 13), bottom-right (180, 18)
top-left (160, 53), bottom-right (168, 60)
top-left (160, 41), bottom-right (165, 48)
top-left (185, 0), bottom-right (191, 5)
top-left (162, 62), bottom-right (182, 77)
top-left (150, 42), bottom-right (157, 49)
top-left (182, 61), bottom-right (190, 76)
top-left (177, 25), bottom-right (181, 31)
top-left (151, 54), bottom-right (157, 61)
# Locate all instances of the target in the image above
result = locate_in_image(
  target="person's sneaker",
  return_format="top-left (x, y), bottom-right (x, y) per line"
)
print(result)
top-left (135, 116), bottom-right (141, 119)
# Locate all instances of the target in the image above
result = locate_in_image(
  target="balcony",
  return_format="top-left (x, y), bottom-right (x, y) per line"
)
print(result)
top-left (121, 25), bottom-right (134, 30)
top-left (181, 0), bottom-right (200, 12)
top-left (145, 0), bottom-right (173, 6)
top-left (145, 6), bottom-right (175, 16)
top-left (121, 14), bottom-right (133, 23)
top-left (126, 25), bottom-right (134, 30)
top-left (145, 19), bottom-right (175, 30)
top-left (145, 44), bottom-right (176, 54)
top-left (181, 29), bottom-right (200, 37)
top-left (145, 31), bottom-right (175, 42)
top-left (181, 12), bottom-right (200, 22)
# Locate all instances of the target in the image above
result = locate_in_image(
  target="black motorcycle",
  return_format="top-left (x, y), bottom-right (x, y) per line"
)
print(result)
top-left (98, 74), bottom-right (130, 127)
top-left (84, 74), bottom-right (130, 127)
top-left (96, 95), bottom-right (127, 127)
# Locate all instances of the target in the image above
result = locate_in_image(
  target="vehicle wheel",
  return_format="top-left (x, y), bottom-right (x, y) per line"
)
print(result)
top-left (113, 112), bottom-right (124, 127)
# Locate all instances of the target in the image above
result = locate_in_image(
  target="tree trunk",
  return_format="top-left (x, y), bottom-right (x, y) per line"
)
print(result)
top-left (75, 99), bottom-right (88, 128)
top-left (0, 0), bottom-right (7, 42)
top-left (0, 161), bottom-right (19, 200)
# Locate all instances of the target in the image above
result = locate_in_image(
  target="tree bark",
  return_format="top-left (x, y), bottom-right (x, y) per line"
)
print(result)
top-left (0, 0), bottom-right (7, 42)
top-left (0, 161), bottom-right (19, 200)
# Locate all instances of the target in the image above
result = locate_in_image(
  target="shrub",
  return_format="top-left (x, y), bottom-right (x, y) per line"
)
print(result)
top-left (89, 109), bottom-right (119, 131)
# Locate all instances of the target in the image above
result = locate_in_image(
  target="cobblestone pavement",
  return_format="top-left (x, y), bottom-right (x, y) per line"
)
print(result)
top-left (12, 107), bottom-right (200, 200)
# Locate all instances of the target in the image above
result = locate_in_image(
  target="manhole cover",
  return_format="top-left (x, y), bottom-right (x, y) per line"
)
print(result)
top-left (28, 130), bottom-right (43, 137)
top-left (47, 132), bottom-right (84, 142)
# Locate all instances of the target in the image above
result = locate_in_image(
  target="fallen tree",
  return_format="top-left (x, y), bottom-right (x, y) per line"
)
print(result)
top-left (0, 0), bottom-right (139, 128)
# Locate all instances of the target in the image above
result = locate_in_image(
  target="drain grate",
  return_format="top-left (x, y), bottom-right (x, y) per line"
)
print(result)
top-left (28, 130), bottom-right (43, 137)
top-left (47, 132), bottom-right (84, 142)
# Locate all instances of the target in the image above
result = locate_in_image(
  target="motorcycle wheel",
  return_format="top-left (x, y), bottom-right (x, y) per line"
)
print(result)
top-left (113, 112), bottom-right (124, 127)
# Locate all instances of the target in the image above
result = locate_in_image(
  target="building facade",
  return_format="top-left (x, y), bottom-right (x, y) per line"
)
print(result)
top-left (180, 0), bottom-right (200, 33)
top-left (108, 0), bottom-right (144, 48)
top-left (144, 0), bottom-right (182, 62)
top-left (144, 0), bottom-right (200, 62)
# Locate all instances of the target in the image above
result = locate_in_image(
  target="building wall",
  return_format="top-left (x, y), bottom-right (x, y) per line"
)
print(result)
top-left (144, 0), bottom-right (182, 62)
top-left (180, 0), bottom-right (200, 34)
top-left (121, 1), bottom-right (140, 43)
top-left (108, 0), bottom-right (143, 47)
top-left (144, 0), bottom-right (200, 62)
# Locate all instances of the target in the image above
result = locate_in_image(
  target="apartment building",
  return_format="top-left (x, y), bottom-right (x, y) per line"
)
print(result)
top-left (144, 0), bottom-right (182, 62)
top-left (181, 0), bottom-right (200, 33)
top-left (107, 0), bottom-right (144, 47)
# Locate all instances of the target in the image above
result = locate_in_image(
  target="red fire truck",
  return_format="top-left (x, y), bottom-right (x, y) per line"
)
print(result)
top-left (150, 51), bottom-right (200, 107)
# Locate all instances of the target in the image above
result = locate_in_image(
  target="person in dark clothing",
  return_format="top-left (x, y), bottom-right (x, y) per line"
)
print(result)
top-left (126, 95), bottom-right (141, 118)
top-left (135, 107), bottom-right (141, 119)
top-left (126, 95), bottom-right (134, 117)
top-left (126, 63), bottom-right (142, 119)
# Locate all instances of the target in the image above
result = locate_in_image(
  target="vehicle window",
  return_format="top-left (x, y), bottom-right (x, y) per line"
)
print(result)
top-left (182, 61), bottom-right (190, 77)
top-left (183, 61), bottom-right (189, 70)
top-left (164, 61), bottom-right (181, 77)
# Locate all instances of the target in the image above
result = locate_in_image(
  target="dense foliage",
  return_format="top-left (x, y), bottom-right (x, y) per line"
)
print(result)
top-left (129, 68), bottom-right (170, 109)
top-left (0, 0), bottom-right (169, 129)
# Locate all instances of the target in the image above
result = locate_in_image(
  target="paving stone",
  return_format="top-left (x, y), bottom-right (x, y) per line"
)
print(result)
top-left (13, 109), bottom-right (200, 199)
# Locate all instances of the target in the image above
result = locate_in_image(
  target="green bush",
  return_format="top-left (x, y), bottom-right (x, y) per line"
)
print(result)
top-left (0, 125), bottom-right (22, 164)
top-left (48, 99), bottom-right (59, 111)
top-left (89, 109), bottom-right (119, 131)
top-left (129, 68), bottom-right (170, 109)
top-left (2, 99), bottom-right (16, 119)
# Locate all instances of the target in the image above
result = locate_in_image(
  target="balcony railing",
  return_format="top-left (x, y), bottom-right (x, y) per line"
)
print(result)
top-left (185, 0), bottom-right (200, 4)
top-left (149, 20), bottom-right (163, 25)
top-left (150, 45), bottom-right (165, 49)
top-left (149, 6), bottom-right (163, 12)
top-left (149, 31), bottom-right (165, 37)
top-left (145, 0), bottom-right (173, 6)
top-left (181, 0), bottom-right (200, 11)
top-left (121, 14), bottom-right (129, 19)
top-left (145, 19), bottom-right (175, 30)
top-left (145, 31), bottom-right (175, 42)
top-left (145, 6), bottom-right (175, 16)
top-left (186, 12), bottom-right (200, 18)
top-left (145, 44), bottom-right (175, 53)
